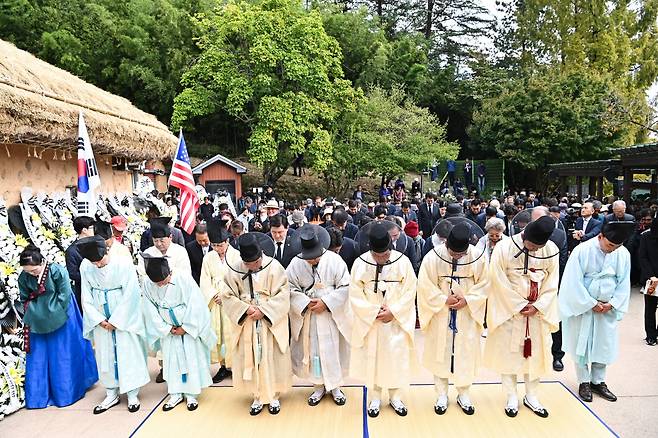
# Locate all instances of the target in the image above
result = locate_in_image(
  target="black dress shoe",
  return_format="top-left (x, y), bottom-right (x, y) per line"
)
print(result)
top-left (504, 407), bottom-right (518, 418)
top-left (155, 368), bottom-right (165, 383)
top-left (553, 359), bottom-right (564, 372)
top-left (128, 403), bottom-right (140, 413)
top-left (250, 403), bottom-right (263, 416)
top-left (187, 401), bottom-right (198, 411)
top-left (591, 382), bottom-right (617, 402)
top-left (212, 366), bottom-right (231, 383)
top-left (523, 397), bottom-right (549, 418)
top-left (268, 403), bottom-right (280, 415)
top-left (646, 338), bottom-right (657, 346)
top-left (368, 406), bottom-right (380, 418)
top-left (579, 383), bottom-right (593, 402)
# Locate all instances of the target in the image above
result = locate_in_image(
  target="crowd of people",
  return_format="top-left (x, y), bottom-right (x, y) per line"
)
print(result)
top-left (15, 180), bottom-right (658, 422)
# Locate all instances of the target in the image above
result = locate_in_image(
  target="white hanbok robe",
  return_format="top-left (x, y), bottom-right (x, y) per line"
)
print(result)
top-left (288, 250), bottom-right (351, 390)
top-left (483, 235), bottom-right (559, 380)
top-left (199, 246), bottom-right (239, 365)
top-left (349, 251), bottom-right (417, 390)
top-left (222, 256), bottom-right (292, 403)
top-left (80, 257), bottom-right (149, 394)
top-left (142, 272), bottom-right (216, 395)
top-left (559, 238), bottom-right (630, 366)
top-left (417, 244), bottom-right (487, 387)
top-left (109, 241), bottom-right (133, 264)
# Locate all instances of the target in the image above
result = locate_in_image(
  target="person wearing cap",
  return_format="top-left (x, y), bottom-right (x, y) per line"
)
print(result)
top-left (559, 220), bottom-right (635, 403)
top-left (221, 233), bottom-right (292, 415)
top-left (484, 216), bottom-right (559, 418)
top-left (404, 221), bottom-right (424, 266)
top-left (287, 224), bottom-right (352, 407)
top-left (110, 216), bottom-right (133, 253)
top-left (78, 236), bottom-right (150, 414)
top-left (141, 255), bottom-right (216, 412)
top-left (138, 217), bottom-right (191, 279)
top-left (349, 222), bottom-right (417, 418)
top-left (289, 209), bottom-right (307, 230)
top-left (418, 222), bottom-right (487, 416)
top-left (200, 220), bottom-right (238, 382)
top-left (95, 220), bottom-right (132, 264)
top-left (18, 244), bottom-right (98, 409)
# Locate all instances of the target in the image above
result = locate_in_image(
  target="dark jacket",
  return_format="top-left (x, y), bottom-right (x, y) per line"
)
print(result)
top-left (338, 237), bottom-right (359, 271)
top-left (574, 216), bottom-right (602, 241)
top-left (199, 202), bottom-right (215, 221)
top-left (185, 240), bottom-right (209, 285)
top-left (64, 241), bottom-right (83, 313)
top-left (341, 222), bottom-right (359, 240)
top-left (638, 229), bottom-right (658, 284)
top-left (417, 202), bottom-right (440, 238)
top-left (268, 231), bottom-right (297, 268)
top-left (549, 227), bottom-right (568, 282)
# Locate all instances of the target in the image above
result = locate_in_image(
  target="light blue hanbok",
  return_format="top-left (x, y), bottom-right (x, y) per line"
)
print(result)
top-left (142, 271), bottom-right (216, 396)
top-left (81, 258), bottom-right (150, 394)
top-left (559, 238), bottom-right (630, 366)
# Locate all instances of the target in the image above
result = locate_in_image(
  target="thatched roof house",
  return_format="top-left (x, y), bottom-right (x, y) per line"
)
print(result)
top-left (0, 39), bottom-right (177, 204)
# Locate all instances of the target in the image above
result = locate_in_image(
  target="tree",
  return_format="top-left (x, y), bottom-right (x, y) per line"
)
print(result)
top-left (470, 70), bottom-right (635, 175)
top-left (172, 0), bottom-right (359, 186)
top-left (324, 86), bottom-right (459, 193)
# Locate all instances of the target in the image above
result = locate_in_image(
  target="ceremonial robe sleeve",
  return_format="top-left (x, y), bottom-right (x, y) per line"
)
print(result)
top-left (559, 245), bottom-right (599, 319)
top-left (107, 261), bottom-right (146, 337)
top-left (221, 271), bottom-right (251, 326)
top-left (258, 262), bottom-right (290, 328)
top-left (287, 261), bottom-right (311, 341)
top-left (386, 256), bottom-right (417, 340)
top-left (486, 243), bottom-right (528, 330)
top-left (349, 261), bottom-right (381, 348)
top-left (200, 253), bottom-right (218, 307)
top-left (608, 251), bottom-right (631, 319)
top-left (80, 262), bottom-right (108, 339)
top-left (178, 274), bottom-right (218, 348)
top-left (417, 254), bottom-right (449, 330)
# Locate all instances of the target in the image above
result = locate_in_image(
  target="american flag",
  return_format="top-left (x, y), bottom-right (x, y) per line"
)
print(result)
top-left (168, 130), bottom-right (199, 234)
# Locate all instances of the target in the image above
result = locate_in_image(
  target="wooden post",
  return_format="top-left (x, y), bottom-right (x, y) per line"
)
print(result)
top-left (588, 177), bottom-right (596, 199)
top-left (576, 176), bottom-right (583, 201)
top-left (597, 176), bottom-right (605, 199)
top-left (623, 167), bottom-right (632, 205)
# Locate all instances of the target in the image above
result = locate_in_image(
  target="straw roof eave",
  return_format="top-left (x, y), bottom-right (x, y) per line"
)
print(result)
top-left (0, 40), bottom-right (177, 161)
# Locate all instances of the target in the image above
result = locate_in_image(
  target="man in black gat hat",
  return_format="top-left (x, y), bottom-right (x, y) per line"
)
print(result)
top-left (417, 220), bottom-right (488, 416)
top-left (78, 236), bottom-right (149, 415)
top-left (559, 221), bottom-right (635, 404)
top-left (349, 221), bottom-right (417, 418)
top-left (287, 224), bottom-right (351, 407)
top-left (139, 217), bottom-right (191, 278)
top-left (220, 232), bottom-right (292, 416)
top-left (199, 220), bottom-right (236, 383)
top-left (484, 215), bottom-right (559, 419)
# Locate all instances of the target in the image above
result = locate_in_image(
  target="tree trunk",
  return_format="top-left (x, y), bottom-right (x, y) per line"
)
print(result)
top-left (425, 0), bottom-right (434, 39)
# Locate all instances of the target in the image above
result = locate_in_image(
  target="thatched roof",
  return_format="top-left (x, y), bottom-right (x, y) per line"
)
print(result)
top-left (0, 39), bottom-right (177, 160)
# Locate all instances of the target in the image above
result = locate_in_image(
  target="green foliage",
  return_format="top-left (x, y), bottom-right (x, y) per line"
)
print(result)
top-left (324, 86), bottom-right (459, 193)
top-left (471, 70), bottom-right (633, 169)
top-left (172, 0), bottom-right (360, 185)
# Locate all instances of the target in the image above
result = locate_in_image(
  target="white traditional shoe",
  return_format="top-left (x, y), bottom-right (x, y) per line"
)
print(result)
top-left (368, 399), bottom-right (381, 417)
top-left (186, 395), bottom-right (198, 411)
top-left (390, 399), bottom-right (408, 416)
top-left (308, 388), bottom-right (326, 406)
top-left (457, 394), bottom-right (475, 415)
top-left (434, 395), bottom-right (448, 415)
top-left (268, 399), bottom-right (281, 415)
top-left (331, 388), bottom-right (346, 406)
top-left (523, 395), bottom-right (549, 418)
top-left (505, 395), bottom-right (519, 418)
top-left (93, 394), bottom-right (120, 415)
top-left (162, 394), bottom-right (184, 412)
top-left (250, 400), bottom-right (264, 416)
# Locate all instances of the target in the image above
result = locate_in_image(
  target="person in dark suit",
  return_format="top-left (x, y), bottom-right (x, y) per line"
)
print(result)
top-left (572, 202), bottom-right (602, 247)
top-left (331, 209), bottom-right (359, 240)
top-left (347, 200), bottom-right (365, 226)
top-left (639, 217), bottom-right (658, 345)
top-left (417, 193), bottom-right (440, 238)
top-left (532, 207), bottom-right (568, 371)
top-left (387, 217), bottom-right (418, 273)
top-left (327, 227), bottom-right (359, 271)
top-left (395, 201), bottom-right (418, 224)
top-left (267, 214), bottom-right (297, 268)
top-left (185, 223), bottom-right (211, 285)
top-left (603, 200), bottom-right (635, 224)
top-left (65, 216), bottom-right (96, 314)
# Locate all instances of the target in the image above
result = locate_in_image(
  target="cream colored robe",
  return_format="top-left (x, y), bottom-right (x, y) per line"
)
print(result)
top-left (221, 256), bottom-right (292, 403)
top-left (349, 251), bottom-right (417, 390)
top-left (200, 246), bottom-right (240, 365)
top-left (288, 250), bottom-right (351, 391)
top-left (417, 244), bottom-right (487, 387)
top-left (483, 235), bottom-right (559, 380)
